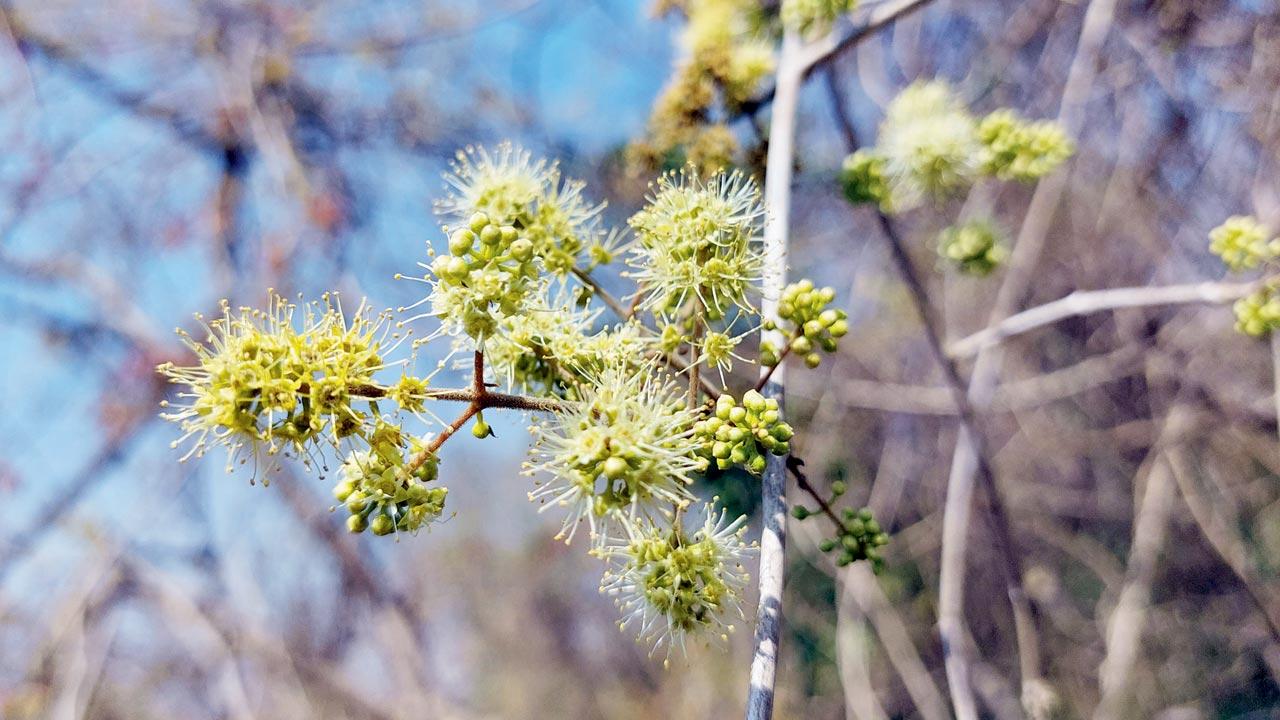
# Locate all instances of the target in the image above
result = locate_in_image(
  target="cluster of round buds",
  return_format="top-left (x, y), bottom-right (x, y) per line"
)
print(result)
top-left (976, 109), bottom-right (1075, 183)
top-left (526, 362), bottom-right (702, 544)
top-left (781, 0), bottom-right (857, 36)
top-left (435, 143), bottom-right (612, 276)
top-left (599, 502), bottom-right (754, 662)
top-left (695, 391), bottom-right (793, 475)
top-left (332, 424), bottom-right (447, 536)
top-left (804, 504), bottom-right (889, 570)
top-left (1234, 285), bottom-right (1280, 337)
top-left (429, 210), bottom-right (541, 339)
top-left (938, 220), bottom-right (1007, 276)
top-left (157, 293), bottom-right (402, 479)
top-left (840, 150), bottom-right (891, 211)
top-left (761, 279), bottom-right (848, 369)
top-left (1210, 215), bottom-right (1276, 272)
top-left (627, 168), bottom-right (765, 321)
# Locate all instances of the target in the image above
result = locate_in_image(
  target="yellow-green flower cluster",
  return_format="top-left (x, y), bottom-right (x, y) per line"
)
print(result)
top-left (695, 391), bottom-right (793, 475)
top-left (333, 424), bottom-right (447, 536)
top-left (429, 210), bottom-right (541, 340)
top-left (158, 293), bottom-right (398, 477)
top-left (812, 506), bottom-right (889, 570)
top-left (761, 279), bottom-right (848, 368)
top-left (840, 150), bottom-right (891, 210)
top-left (628, 168), bottom-right (765, 320)
top-left (630, 0), bottom-right (773, 171)
top-left (526, 362), bottom-right (702, 544)
top-left (1210, 215), bottom-right (1276, 272)
top-left (781, 0), bottom-right (857, 37)
top-left (938, 220), bottom-right (1007, 275)
top-left (600, 502), bottom-right (753, 660)
top-left (436, 143), bottom-right (612, 275)
top-left (842, 81), bottom-right (1073, 213)
top-left (486, 291), bottom-right (653, 398)
top-left (976, 109), bottom-right (1075, 182)
top-left (877, 80), bottom-right (981, 209)
top-left (1234, 285), bottom-right (1280, 337)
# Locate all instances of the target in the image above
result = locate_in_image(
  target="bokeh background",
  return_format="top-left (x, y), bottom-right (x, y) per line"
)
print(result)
top-left (2, 0), bottom-right (1280, 718)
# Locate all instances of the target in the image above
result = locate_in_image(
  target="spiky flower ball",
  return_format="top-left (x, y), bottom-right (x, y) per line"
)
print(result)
top-left (1210, 215), bottom-right (1276, 272)
top-left (486, 291), bottom-right (652, 398)
top-left (157, 293), bottom-right (398, 478)
top-left (435, 143), bottom-right (610, 275)
top-left (428, 210), bottom-right (541, 339)
top-left (840, 150), bottom-right (891, 210)
top-left (781, 0), bottom-right (857, 36)
top-left (599, 502), bottom-right (754, 660)
top-left (628, 168), bottom-right (765, 321)
top-left (761, 279), bottom-right (848, 369)
top-left (526, 362), bottom-right (703, 544)
top-left (938, 220), bottom-right (1008, 276)
top-left (333, 424), bottom-right (448, 536)
top-left (878, 80), bottom-right (980, 209)
top-left (1234, 285), bottom-right (1280, 337)
top-left (976, 109), bottom-right (1074, 182)
top-left (695, 391), bottom-right (793, 475)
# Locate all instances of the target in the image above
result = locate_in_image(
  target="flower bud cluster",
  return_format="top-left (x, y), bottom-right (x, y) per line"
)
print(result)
top-left (976, 109), bottom-right (1075, 182)
top-left (629, 0), bottom-right (774, 171)
top-left (1234, 285), bottom-right (1280, 337)
top-left (695, 391), bottom-right (793, 475)
top-left (1210, 215), bottom-right (1276, 272)
top-left (628, 169), bottom-right (765, 321)
top-left (813, 506), bottom-right (889, 569)
top-left (158, 293), bottom-right (401, 476)
top-left (527, 362), bottom-right (702, 544)
top-left (841, 81), bottom-right (1073, 213)
top-left (599, 502), bottom-right (754, 661)
top-left (435, 143), bottom-right (612, 276)
top-left (840, 150), bottom-right (891, 210)
top-left (429, 210), bottom-right (541, 339)
top-left (761, 280), bottom-right (847, 369)
top-left (938, 220), bottom-right (1007, 275)
top-left (781, 0), bottom-right (857, 37)
top-left (333, 424), bottom-right (447, 536)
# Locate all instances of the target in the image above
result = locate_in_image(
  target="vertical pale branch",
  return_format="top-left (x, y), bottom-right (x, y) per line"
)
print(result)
top-left (936, 0), bottom-right (1118, 714)
top-left (745, 28), bottom-right (804, 720)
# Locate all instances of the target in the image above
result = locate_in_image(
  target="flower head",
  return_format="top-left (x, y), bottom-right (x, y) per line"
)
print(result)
top-left (1210, 215), bottom-right (1276, 272)
top-left (436, 143), bottom-right (607, 275)
top-left (627, 168), bottom-right (765, 320)
top-left (1234, 285), bottom-right (1280, 337)
top-left (599, 502), bottom-right (754, 660)
top-left (525, 361), bottom-right (703, 544)
top-left (976, 109), bottom-right (1074, 182)
top-left (157, 293), bottom-right (400, 479)
top-left (879, 80), bottom-right (980, 209)
top-left (938, 220), bottom-right (1007, 275)
top-left (332, 424), bottom-right (448, 536)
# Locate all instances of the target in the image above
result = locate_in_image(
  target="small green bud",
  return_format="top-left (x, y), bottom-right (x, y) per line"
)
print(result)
top-left (804, 353), bottom-right (822, 369)
top-left (468, 212), bottom-right (489, 233)
top-left (791, 336), bottom-right (812, 354)
top-left (792, 506), bottom-right (811, 520)
top-left (819, 538), bottom-right (837, 553)
top-left (603, 456), bottom-right (629, 480)
top-left (831, 480), bottom-right (847, 496)
top-left (472, 416), bottom-right (493, 439)
top-left (346, 514), bottom-right (369, 533)
top-left (370, 513), bottom-right (394, 536)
